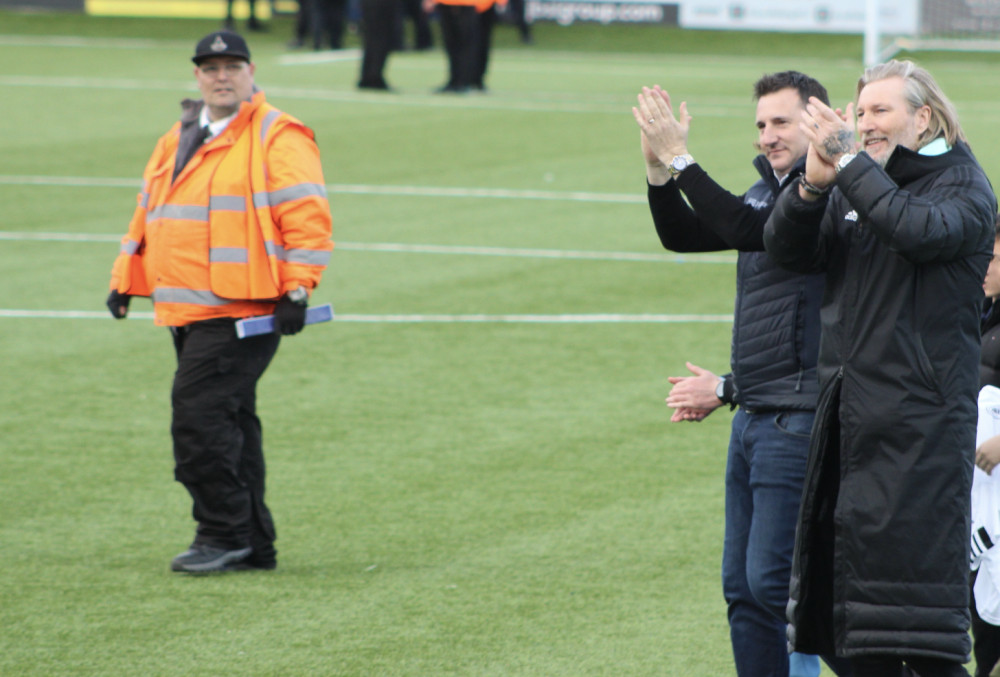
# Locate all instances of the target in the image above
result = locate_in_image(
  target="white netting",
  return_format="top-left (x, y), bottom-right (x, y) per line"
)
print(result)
top-left (875, 0), bottom-right (1000, 62)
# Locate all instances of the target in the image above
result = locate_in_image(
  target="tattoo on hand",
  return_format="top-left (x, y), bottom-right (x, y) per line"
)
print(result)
top-left (822, 129), bottom-right (855, 158)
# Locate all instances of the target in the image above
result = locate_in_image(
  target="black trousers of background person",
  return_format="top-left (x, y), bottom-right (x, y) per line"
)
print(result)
top-left (471, 4), bottom-right (495, 89)
top-left (973, 570), bottom-right (1000, 677)
top-left (226, 0), bottom-right (259, 24)
top-left (436, 3), bottom-right (478, 91)
top-left (311, 0), bottom-right (348, 49)
top-left (358, 0), bottom-right (398, 88)
top-left (505, 0), bottom-right (531, 42)
top-left (171, 318), bottom-right (280, 565)
top-left (397, 0), bottom-right (433, 50)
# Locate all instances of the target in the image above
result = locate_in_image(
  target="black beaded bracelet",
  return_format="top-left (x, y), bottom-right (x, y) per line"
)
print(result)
top-left (799, 177), bottom-right (830, 197)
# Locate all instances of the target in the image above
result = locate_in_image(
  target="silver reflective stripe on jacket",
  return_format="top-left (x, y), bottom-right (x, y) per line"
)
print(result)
top-left (147, 204), bottom-right (209, 221)
top-left (152, 287), bottom-right (231, 306)
top-left (120, 239), bottom-right (141, 255)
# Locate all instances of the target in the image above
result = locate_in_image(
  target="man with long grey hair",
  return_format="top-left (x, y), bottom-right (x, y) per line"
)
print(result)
top-left (764, 60), bottom-right (997, 676)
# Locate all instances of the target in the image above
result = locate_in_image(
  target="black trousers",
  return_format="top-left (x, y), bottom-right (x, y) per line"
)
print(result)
top-left (311, 0), bottom-right (348, 49)
top-left (471, 4), bottom-right (495, 88)
top-left (505, 0), bottom-right (531, 41)
top-left (973, 570), bottom-right (1000, 677)
top-left (227, 0), bottom-right (257, 20)
top-left (437, 3), bottom-right (478, 89)
top-left (171, 318), bottom-right (280, 563)
top-left (398, 0), bottom-right (433, 49)
top-left (358, 0), bottom-right (398, 87)
top-left (849, 655), bottom-right (970, 677)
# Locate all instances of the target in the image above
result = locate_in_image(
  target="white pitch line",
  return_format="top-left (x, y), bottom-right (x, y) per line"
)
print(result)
top-left (332, 314), bottom-right (734, 323)
top-left (0, 174), bottom-right (643, 204)
top-left (0, 75), bottom-right (635, 115)
top-left (277, 49), bottom-right (362, 65)
top-left (0, 35), bottom-right (184, 49)
top-left (0, 175), bottom-right (139, 189)
top-left (0, 232), bottom-right (121, 242)
top-left (327, 183), bottom-right (645, 204)
top-left (0, 309), bottom-right (153, 320)
top-left (0, 309), bottom-right (732, 323)
top-left (337, 242), bottom-right (737, 264)
top-left (0, 232), bottom-right (738, 264)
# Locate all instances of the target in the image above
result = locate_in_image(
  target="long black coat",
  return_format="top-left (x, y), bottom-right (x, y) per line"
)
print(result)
top-left (763, 142), bottom-right (997, 661)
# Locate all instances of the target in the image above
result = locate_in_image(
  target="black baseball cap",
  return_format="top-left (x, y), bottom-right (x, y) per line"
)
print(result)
top-left (192, 30), bottom-right (251, 65)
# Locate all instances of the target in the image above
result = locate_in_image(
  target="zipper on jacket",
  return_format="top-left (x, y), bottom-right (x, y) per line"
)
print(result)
top-left (795, 367), bottom-right (803, 392)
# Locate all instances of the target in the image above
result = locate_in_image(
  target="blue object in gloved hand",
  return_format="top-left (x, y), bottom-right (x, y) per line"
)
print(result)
top-left (273, 288), bottom-right (308, 335)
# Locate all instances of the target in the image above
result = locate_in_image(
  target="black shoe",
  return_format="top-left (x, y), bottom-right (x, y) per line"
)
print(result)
top-left (170, 545), bottom-right (252, 573)
top-left (222, 558), bottom-right (277, 572)
top-left (434, 84), bottom-right (470, 95)
top-left (357, 80), bottom-right (393, 91)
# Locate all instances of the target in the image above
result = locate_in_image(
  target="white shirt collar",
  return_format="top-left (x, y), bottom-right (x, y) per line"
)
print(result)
top-left (198, 107), bottom-right (237, 140)
top-left (919, 137), bottom-right (951, 156)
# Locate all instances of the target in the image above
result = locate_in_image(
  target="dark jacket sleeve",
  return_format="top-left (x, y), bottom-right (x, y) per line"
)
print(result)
top-left (673, 165), bottom-right (772, 251)
top-left (647, 164), bottom-right (764, 253)
top-left (836, 151), bottom-right (996, 264)
top-left (763, 179), bottom-right (833, 274)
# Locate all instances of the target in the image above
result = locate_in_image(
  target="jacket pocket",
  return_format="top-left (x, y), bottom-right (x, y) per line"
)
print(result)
top-left (913, 332), bottom-right (941, 393)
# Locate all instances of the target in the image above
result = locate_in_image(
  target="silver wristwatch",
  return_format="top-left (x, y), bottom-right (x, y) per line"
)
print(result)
top-left (286, 286), bottom-right (308, 306)
top-left (835, 153), bottom-right (857, 174)
top-left (715, 377), bottom-right (726, 401)
top-left (668, 154), bottom-right (695, 179)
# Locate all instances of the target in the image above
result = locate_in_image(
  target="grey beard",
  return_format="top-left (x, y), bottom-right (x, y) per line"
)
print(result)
top-left (868, 146), bottom-right (893, 168)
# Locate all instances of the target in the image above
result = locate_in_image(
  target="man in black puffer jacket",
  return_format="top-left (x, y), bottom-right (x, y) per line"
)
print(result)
top-left (764, 60), bottom-right (997, 677)
top-left (633, 72), bottom-right (850, 677)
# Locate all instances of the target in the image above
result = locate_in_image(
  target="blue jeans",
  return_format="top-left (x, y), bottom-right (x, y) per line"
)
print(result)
top-left (789, 652), bottom-right (820, 677)
top-left (723, 408), bottom-right (815, 677)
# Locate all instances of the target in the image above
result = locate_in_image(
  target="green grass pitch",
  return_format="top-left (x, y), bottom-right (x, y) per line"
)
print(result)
top-left (2, 10), bottom-right (998, 675)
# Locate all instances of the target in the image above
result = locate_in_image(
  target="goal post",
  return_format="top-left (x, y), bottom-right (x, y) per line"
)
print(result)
top-left (866, 0), bottom-right (1000, 66)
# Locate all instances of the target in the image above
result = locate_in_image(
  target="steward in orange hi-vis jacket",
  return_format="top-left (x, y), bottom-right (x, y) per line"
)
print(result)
top-left (109, 89), bottom-right (332, 327)
top-left (106, 30), bottom-right (333, 576)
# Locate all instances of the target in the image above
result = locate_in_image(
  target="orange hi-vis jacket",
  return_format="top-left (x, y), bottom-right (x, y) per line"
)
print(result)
top-left (109, 91), bottom-right (333, 327)
top-left (474, 0), bottom-right (505, 11)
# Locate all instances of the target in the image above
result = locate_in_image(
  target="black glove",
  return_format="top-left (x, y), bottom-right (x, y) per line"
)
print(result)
top-left (273, 294), bottom-right (307, 335)
top-left (106, 290), bottom-right (131, 319)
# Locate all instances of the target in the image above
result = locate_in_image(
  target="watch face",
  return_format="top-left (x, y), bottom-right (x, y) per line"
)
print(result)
top-left (672, 157), bottom-right (688, 171)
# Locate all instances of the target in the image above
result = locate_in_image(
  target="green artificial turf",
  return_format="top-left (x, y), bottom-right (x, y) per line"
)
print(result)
top-left (2, 8), bottom-right (996, 675)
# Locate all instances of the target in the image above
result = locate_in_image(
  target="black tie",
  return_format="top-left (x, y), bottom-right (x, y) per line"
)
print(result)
top-left (173, 125), bottom-right (211, 181)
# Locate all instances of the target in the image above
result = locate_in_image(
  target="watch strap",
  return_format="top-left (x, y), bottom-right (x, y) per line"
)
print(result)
top-left (835, 153), bottom-right (857, 174)
top-left (286, 285), bottom-right (309, 305)
top-left (668, 154), bottom-right (695, 178)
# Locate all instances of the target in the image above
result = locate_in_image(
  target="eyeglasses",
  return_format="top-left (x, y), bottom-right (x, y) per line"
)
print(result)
top-left (198, 63), bottom-right (247, 77)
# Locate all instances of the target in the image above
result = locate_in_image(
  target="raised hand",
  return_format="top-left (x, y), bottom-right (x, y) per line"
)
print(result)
top-left (633, 85), bottom-right (692, 166)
